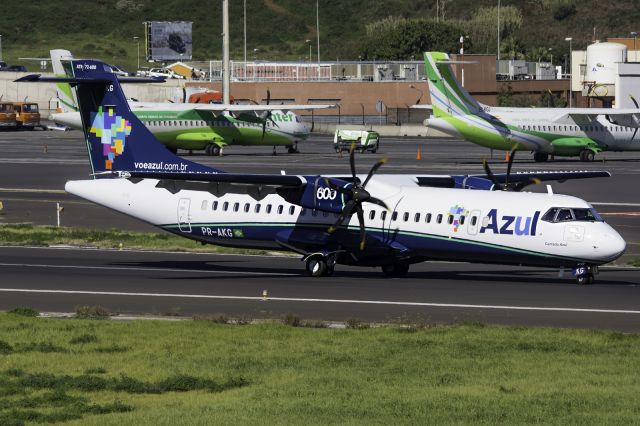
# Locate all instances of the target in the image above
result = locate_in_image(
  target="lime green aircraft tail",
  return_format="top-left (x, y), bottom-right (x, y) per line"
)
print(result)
top-left (424, 52), bottom-right (482, 118)
top-left (50, 49), bottom-right (78, 113)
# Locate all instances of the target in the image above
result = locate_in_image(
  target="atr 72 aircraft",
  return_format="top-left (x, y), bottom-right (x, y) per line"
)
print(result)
top-left (17, 58), bottom-right (626, 284)
top-left (50, 49), bottom-right (333, 156)
top-left (417, 52), bottom-right (640, 162)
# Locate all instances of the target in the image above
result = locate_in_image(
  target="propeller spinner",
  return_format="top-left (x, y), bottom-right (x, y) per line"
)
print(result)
top-left (482, 144), bottom-right (541, 191)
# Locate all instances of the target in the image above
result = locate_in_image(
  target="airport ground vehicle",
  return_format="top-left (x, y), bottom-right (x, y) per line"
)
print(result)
top-left (0, 102), bottom-right (17, 128)
top-left (334, 129), bottom-right (380, 153)
top-left (12, 102), bottom-right (40, 129)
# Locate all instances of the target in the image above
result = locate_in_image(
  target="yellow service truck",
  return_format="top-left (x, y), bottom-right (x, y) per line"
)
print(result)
top-left (13, 102), bottom-right (41, 129)
top-left (333, 129), bottom-right (380, 153)
top-left (0, 102), bottom-right (17, 129)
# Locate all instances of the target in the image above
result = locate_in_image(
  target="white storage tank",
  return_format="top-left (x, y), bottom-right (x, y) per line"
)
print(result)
top-left (585, 41), bottom-right (627, 85)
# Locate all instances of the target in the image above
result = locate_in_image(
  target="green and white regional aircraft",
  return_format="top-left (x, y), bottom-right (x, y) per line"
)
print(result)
top-left (415, 52), bottom-right (640, 162)
top-left (50, 49), bottom-right (334, 155)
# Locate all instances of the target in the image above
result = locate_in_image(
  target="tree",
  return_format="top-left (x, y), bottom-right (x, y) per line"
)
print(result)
top-left (465, 6), bottom-right (523, 54)
top-left (361, 17), bottom-right (468, 60)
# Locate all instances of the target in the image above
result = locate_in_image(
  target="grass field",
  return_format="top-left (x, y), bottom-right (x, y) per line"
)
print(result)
top-left (0, 224), bottom-right (282, 256)
top-left (0, 311), bottom-right (639, 425)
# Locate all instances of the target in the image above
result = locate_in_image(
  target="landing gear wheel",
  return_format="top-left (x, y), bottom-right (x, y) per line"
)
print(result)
top-left (576, 274), bottom-right (594, 285)
top-left (305, 256), bottom-right (332, 277)
top-left (205, 145), bottom-right (221, 156)
top-left (533, 152), bottom-right (549, 162)
top-left (381, 263), bottom-right (410, 277)
top-left (287, 145), bottom-right (299, 154)
top-left (579, 149), bottom-right (595, 162)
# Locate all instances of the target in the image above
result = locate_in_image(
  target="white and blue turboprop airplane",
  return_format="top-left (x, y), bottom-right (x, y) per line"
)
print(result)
top-left (17, 59), bottom-right (626, 284)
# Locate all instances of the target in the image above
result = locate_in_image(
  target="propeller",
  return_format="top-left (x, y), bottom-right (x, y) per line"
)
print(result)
top-left (259, 89), bottom-right (277, 142)
top-left (482, 144), bottom-right (541, 191)
top-left (325, 142), bottom-right (388, 250)
top-left (630, 95), bottom-right (639, 141)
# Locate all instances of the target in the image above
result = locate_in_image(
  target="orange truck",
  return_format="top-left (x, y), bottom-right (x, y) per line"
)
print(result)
top-left (0, 102), bottom-right (17, 129)
top-left (12, 102), bottom-right (41, 129)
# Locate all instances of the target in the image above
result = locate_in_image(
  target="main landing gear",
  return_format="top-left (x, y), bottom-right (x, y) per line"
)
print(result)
top-left (381, 263), bottom-right (410, 277)
top-left (533, 152), bottom-right (549, 162)
top-left (579, 149), bottom-right (595, 162)
top-left (304, 254), bottom-right (336, 277)
top-left (205, 144), bottom-right (221, 156)
top-left (574, 264), bottom-right (598, 285)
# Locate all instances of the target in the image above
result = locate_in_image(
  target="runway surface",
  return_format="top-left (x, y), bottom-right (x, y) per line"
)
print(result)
top-left (1, 246), bottom-right (639, 331)
top-left (0, 129), bottom-right (638, 329)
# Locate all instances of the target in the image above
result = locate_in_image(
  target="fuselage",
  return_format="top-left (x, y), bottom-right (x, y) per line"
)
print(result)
top-left (65, 175), bottom-right (626, 269)
top-left (428, 107), bottom-right (640, 156)
top-left (52, 105), bottom-right (309, 150)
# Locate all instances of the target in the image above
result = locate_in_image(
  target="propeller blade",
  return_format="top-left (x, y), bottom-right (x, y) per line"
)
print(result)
top-left (633, 127), bottom-right (639, 141)
top-left (513, 178), bottom-right (542, 192)
top-left (328, 200), bottom-right (356, 233)
top-left (362, 157), bottom-right (387, 188)
top-left (323, 177), bottom-right (351, 195)
top-left (482, 158), bottom-right (500, 190)
top-left (356, 204), bottom-right (366, 251)
top-left (366, 196), bottom-right (388, 210)
top-left (505, 146), bottom-right (517, 188)
top-left (630, 94), bottom-right (639, 109)
top-left (266, 89), bottom-right (271, 105)
top-left (349, 142), bottom-right (357, 182)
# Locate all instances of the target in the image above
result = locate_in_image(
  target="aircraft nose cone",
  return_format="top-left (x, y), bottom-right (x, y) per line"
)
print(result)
top-left (600, 230), bottom-right (627, 262)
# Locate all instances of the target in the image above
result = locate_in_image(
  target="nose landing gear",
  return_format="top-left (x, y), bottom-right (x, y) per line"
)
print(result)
top-left (574, 264), bottom-right (598, 285)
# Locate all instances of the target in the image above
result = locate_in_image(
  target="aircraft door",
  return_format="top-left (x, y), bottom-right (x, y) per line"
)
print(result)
top-left (177, 198), bottom-right (192, 233)
top-left (467, 210), bottom-right (481, 235)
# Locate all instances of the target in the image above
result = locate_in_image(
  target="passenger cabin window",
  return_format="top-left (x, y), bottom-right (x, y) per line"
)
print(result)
top-left (425, 213), bottom-right (432, 223)
top-left (289, 206), bottom-right (295, 215)
top-left (277, 205), bottom-right (284, 214)
top-left (403, 212), bottom-right (409, 222)
top-left (414, 213), bottom-right (420, 222)
top-left (212, 201), bottom-right (218, 211)
top-left (233, 202), bottom-right (240, 212)
top-left (223, 202), bottom-right (229, 211)
top-left (266, 204), bottom-right (272, 214)
top-left (391, 212), bottom-right (398, 221)
top-left (369, 210), bottom-right (376, 220)
top-left (244, 203), bottom-right (250, 213)
top-left (381, 211), bottom-right (387, 221)
top-left (436, 214), bottom-right (443, 224)
top-left (447, 215), bottom-right (454, 225)
top-left (460, 215), bottom-right (466, 225)
top-left (471, 216), bottom-right (477, 226)
top-left (255, 204), bottom-right (261, 213)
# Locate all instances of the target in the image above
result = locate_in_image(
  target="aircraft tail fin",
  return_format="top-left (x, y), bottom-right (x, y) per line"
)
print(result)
top-left (50, 49), bottom-right (78, 113)
top-left (424, 52), bottom-right (482, 118)
top-left (16, 59), bottom-right (223, 176)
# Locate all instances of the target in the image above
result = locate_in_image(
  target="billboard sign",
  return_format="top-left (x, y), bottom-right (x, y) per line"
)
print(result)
top-left (145, 21), bottom-right (192, 61)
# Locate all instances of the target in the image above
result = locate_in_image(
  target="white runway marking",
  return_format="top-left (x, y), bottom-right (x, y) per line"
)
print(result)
top-left (0, 288), bottom-right (638, 315)
top-left (0, 262), bottom-right (297, 276)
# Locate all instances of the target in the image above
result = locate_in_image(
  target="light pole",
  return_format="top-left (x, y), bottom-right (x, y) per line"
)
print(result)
top-left (631, 31), bottom-right (637, 62)
top-left (497, 0), bottom-right (501, 62)
top-left (244, 0), bottom-right (247, 80)
top-left (460, 35), bottom-right (466, 87)
top-left (0, 35), bottom-right (3, 62)
top-left (565, 37), bottom-right (573, 107)
top-left (133, 36), bottom-right (140, 70)
top-left (305, 39), bottom-right (311, 63)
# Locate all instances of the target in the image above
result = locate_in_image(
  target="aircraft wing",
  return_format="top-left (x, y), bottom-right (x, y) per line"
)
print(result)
top-left (552, 108), bottom-right (640, 127)
top-left (192, 104), bottom-right (336, 112)
top-left (417, 170), bottom-right (611, 190)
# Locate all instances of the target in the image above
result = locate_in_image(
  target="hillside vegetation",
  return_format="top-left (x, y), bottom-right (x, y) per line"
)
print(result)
top-left (1, 0), bottom-right (639, 72)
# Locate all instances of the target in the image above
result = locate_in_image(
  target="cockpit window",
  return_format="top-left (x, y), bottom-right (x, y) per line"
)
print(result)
top-left (542, 207), bottom-right (604, 223)
top-left (556, 209), bottom-right (573, 222)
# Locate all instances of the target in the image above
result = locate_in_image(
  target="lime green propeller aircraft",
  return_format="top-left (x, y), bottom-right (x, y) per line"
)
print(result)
top-left (414, 52), bottom-right (640, 162)
top-left (50, 49), bottom-right (334, 155)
